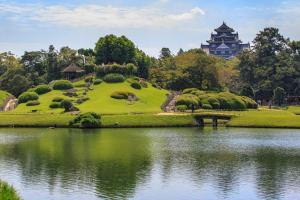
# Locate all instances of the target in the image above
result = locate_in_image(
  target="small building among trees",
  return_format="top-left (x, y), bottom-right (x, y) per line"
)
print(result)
top-left (62, 63), bottom-right (85, 80)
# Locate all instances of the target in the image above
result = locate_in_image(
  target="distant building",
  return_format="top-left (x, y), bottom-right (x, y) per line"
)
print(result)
top-left (201, 22), bottom-right (250, 59)
top-left (62, 63), bottom-right (85, 80)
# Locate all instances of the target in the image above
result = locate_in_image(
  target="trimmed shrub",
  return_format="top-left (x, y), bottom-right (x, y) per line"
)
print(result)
top-left (207, 97), bottom-right (220, 109)
top-left (175, 94), bottom-right (199, 109)
top-left (26, 100), bottom-right (40, 106)
top-left (230, 97), bottom-right (247, 110)
top-left (111, 91), bottom-right (134, 99)
top-left (103, 73), bottom-right (125, 83)
top-left (34, 84), bottom-right (51, 95)
top-left (61, 99), bottom-right (73, 112)
top-left (202, 104), bottom-right (213, 109)
top-left (94, 79), bottom-right (102, 85)
top-left (52, 97), bottom-right (64, 102)
top-left (96, 63), bottom-right (137, 77)
top-left (84, 76), bottom-right (94, 83)
top-left (176, 105), bottom-right (188, 112)
top-left (69, 112), bottom-right (101, 128)
top-left (53, 80), bottom-right (74, 90)
top-left (49, 102), bottom-right (62, 109)
top-left (241, 96), bottom-right (258, 109)
top-left (18, 92), bottom-right (39, 104)
top-left (76, 97), bottom-right (90, 104)
top-left (217, 97), bottom-right (232, 110)
top-left (183, 88), bottom-right (199, 94)
top-left (131, 82), bottom-right (142, 90)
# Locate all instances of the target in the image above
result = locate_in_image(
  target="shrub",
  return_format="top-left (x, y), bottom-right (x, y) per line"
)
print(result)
top-left (103, 73), bottom-right (125, 83)
top-left (18, 92), bottom-right (39, 103)
top-left (202, 104), bottom-right (213, 109)
top-left (183, 88), bottom-right (199, 94)
top-left (84, 76), bottom-right (94, 83)
top-left (230, 97), bottom-right (247, 110)
top-left (52, 97), bottom-right (64, 102)
top-left (140, 80), bottom-right (148, 88)
top-left (61, 99), bottom-right (73, 112)
top-left (175, 94), bottom-right (199, 109)
top-left (34, 84), bottom-right (51, 95)
top-left (53, 80), bottom-right (73, 90)
top-left (26, 100), bottom-right (40, 106)
top-left (49, 102), bottom-right (62, 109)
top-left (76, 97), bottom-right (90, 104)
top-left (94, 79), bottom-right (102, 85)
top-left (176, 105), bottom-right (188, 112)
top-left (241, 96), bottom-right (258, 109)
top-left (207, 97), bottom-right (220, 109)
top-left (0, 180), bottom-right (21, 200)
top-left (131, 82), bottom-right (142, 90)
top-left (111, 91), bottom-right (134, 99)
top-left (69, 112), bottom-right (101, 128)
top-left (217, 97), bottom-right (232, 110)
top-left (96, 63), bottom-right (137, 77)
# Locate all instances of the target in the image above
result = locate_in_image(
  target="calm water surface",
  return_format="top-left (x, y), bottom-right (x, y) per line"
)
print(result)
top-left (0, 128), bottom-right (300, 200)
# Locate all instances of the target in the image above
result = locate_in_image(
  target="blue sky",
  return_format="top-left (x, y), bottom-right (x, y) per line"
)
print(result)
top-left (0, 0), bottom-right (300, 57)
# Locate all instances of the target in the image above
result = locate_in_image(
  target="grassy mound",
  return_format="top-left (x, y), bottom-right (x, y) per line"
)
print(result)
top-left (0, 181), bottom-right (21, 200)
top-left (12, 78), bottom-right (169, 114)
top-left (0, 90), bottom-right (12, 108)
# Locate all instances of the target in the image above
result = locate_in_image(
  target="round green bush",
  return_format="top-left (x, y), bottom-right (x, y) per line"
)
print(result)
top-left (53, 80), bottom-right (74, 90)
top-left (230, 97), bottom-right (247, 110)
top-left (183, 88), bottom-right (199, 94)
top-left (84, 76), bottom-right (94, 83)
top-left (202, 104), bottom-right (213, 109)
top-left (176, 105), bottom-right (188, 112)
top-left (175, 94), bottom-right (199, 109)
top-left (103, 73), bottom-right (125, 83)
top-left (61, 99), bottom-right (73, 112)
top-left (52, 97), bottom-right (64, 102)
top-left (26, 100), bottom-right (40, 106)
top-left (241, 96), bottom-right (258, 109)
top-left (34, 84), bottom-right (51, 95)
top-left (111, 91), bottom-right (133, 99)
top-left (217, 97), bottom-right (232, 110)
top-left (69, 112), bottom-right (101, 128)
top-left (93, 79), bottom-right (102, 85)
top-left (49, 102), bottom-right (62, 109)
top-left (131, 82), bottom-right (142, 90)
top-left (18, 92), bottom-right (39, 103)
top-left (208, 97), bottom-right (220, 109)
top-left (80, 117), bottom-right (101, 128)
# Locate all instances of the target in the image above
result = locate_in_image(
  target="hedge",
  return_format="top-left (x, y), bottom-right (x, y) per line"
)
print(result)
top-left (49, 102), bottom-right (62, 109)
top-left (176, 105), bottom-right (188, 112)
top-left (93, 79), bottom-right (102, 85)
top-left (175, 94), bottom-right (199, 109)
top-left (103, 73), bottom-right (125, 83)
top-left (34, 85), bottom-right (51, 95)
top-left (26, 100), bottom-right (40, 106)
top-left (96, 63), bottom-right (137, 77)
top-left (53, 80), bottom-right (74, 90)
top-left (18, 92), bottom-right (39, 104)
top-left (69, 112), bottom-right (101, 128)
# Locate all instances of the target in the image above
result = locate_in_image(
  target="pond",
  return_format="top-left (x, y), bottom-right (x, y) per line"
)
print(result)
top-left (0, 128), bottom-right (300, 200)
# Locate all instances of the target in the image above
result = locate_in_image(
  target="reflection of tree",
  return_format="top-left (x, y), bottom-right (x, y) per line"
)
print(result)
top-left (0, 128), bottom-right (153, 199)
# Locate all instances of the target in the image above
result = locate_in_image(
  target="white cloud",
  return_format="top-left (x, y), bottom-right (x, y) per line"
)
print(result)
top-left (0, 3), bottom-right (205, 29)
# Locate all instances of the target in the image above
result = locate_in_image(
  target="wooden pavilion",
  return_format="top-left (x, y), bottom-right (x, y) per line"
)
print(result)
top-left (62, 63), bottom-right (85, 80)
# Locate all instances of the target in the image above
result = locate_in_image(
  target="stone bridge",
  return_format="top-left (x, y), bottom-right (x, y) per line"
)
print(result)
top-left (193, 113), bottom-right (234, 127)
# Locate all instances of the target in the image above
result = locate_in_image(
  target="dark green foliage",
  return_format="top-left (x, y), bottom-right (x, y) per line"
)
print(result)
top-left (52, 97), bottom-right (64, 102)
top-left (207, 97), bottom-right (220, 109)
top-left (175, 94), bottom-right (199, 109)
top-left (53, 80), bottom-right (73, 90)
top-left (69, 112), bottom-right (101, 128)
top-left (110, 91), bottom-right (133, 99)
top-left (0, 180), bottom-right (21, 200)
top-left (76, 97), bottom-right (90, 104)
top-left (61, 99), bottom-right (73, 112)
top-left (273, 87), bottom-right (285, 106)
top-left (202, 104), bottom-right (213, 109)
top-left (95, 34), bottom-right (136, 65)
top-left (241, 96), bottom-right (258, 109)
top-left (93, 79), bottom-right (102, 85)
top-left (96, 63), bottom-right (137, 77)
top-left (131, 82), bottom-right (142, 90)
top-left (34, 84), bottom-right (51, 95)
top-left (240, 85), bottom-right (254, 98)
top-left (103, 73), bottom-right (125, 83)
top-left (26, 100), bottom-right (40, 106)
top-left (49, 102), bottom-right (62, 109)
top-left (84, 76), bottom-right (94, 83)
top-left (18, 92), bottom-right (39, 103)
top-left (176, 105), bottom-right (188, 112)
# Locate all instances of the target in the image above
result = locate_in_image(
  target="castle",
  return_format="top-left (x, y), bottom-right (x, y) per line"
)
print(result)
top-left (201, 22), bottom-right (250, 59)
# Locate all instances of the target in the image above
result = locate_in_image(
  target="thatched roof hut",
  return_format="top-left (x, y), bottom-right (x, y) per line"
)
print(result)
top-left (62, 63), bottom-right (84, 80)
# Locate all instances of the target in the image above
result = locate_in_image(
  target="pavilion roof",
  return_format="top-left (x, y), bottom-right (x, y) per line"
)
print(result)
top-left (62, 63), bottom-right (84, 73)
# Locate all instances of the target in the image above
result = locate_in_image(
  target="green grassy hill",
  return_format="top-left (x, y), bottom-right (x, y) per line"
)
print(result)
top-left (0, 90), bottom-right (12, 108)
top-left (13, 80), bottom-right (169, 114)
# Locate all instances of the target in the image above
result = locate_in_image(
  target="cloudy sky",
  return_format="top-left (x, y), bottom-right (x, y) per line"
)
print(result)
top-left (0, 0), bottom-right (300, 57)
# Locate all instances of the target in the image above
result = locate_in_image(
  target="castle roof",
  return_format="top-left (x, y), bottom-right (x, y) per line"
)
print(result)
top-left (216, 43), bottom-right (230, 50)
top-left (215, 22), bottom-right (235, 33)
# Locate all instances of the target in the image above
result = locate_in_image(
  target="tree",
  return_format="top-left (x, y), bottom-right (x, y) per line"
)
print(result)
top-left (160, 48), bottom-right (172, 59)
top-left (273, 87), bottom-right (285, 106)
top-left (0, 52), bottom-right (20, 76)
top-left (135, 49), bottom-right (151, 79)
top-left (177, 48), bottom-right (184, 55)
top-left (240, 85), bottom-right (254, 98)
top-left (95, 34), bottom-right (136, 65)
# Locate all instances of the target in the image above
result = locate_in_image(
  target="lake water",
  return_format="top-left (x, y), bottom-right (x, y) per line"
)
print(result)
top-left (0, 128), bottom-right (300, 200)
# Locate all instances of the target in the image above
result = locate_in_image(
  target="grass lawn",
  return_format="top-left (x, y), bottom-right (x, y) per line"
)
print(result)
top-left (287, 106), bottom-right (300, 115)
top-left (227, 109), bottom-right (300, 128)
top-left (12, 81), bottom-right (169, 114)
top-left (0, 181), bottom-right (21, 200)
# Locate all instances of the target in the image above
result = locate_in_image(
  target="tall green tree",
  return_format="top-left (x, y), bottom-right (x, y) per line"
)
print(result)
top-left (160, 47), bottom-right (172, 59)
top-left (95, 34), bottom-right (136, 65)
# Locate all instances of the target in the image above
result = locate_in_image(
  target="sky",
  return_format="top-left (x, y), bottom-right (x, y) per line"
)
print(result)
top-left (0, 0), bottom-right (300, 57)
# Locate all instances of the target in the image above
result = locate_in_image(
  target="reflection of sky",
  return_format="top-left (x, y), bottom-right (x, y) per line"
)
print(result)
top-left (0, 128), bottom-right (300, 200)
top-left (1, 0), bottom-right (300, 57)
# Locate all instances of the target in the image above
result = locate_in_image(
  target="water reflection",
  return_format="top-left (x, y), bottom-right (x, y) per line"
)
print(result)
top-left (0, 128), bottom-right (300, 200)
